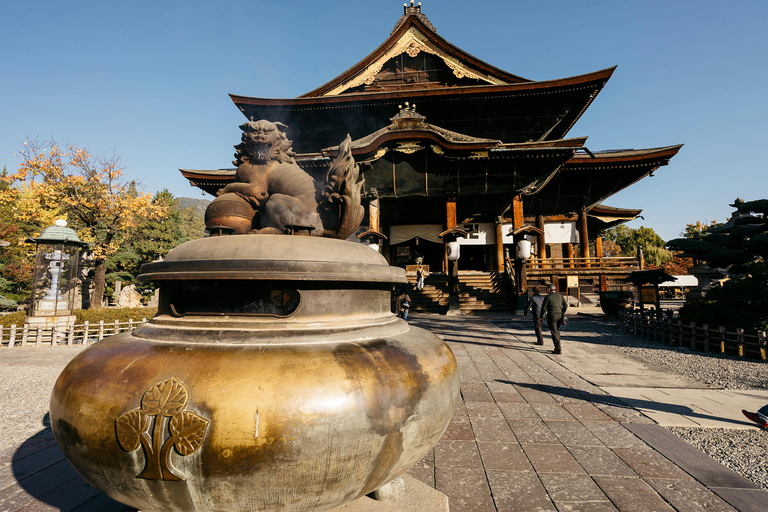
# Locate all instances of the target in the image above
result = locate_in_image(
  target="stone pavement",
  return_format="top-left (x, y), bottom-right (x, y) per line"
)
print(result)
top-left (404, 313), bottom-right (768, 512)
top-left (1, 313), bottom-right (767, 511)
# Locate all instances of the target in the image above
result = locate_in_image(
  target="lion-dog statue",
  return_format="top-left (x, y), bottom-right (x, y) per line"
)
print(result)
top-left (204, 120), bottom-right (364, 238)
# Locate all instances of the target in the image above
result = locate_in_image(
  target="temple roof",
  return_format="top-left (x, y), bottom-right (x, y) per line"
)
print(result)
top-left (229, 5), bottom-right (615, 153)
top-left (524, 145), bottom-right (683, 217)
top-left (300, 3), bottom-right (529, 98)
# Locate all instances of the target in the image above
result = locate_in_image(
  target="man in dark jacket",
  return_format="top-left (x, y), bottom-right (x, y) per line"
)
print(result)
top-left (523, 287), bottom-right (545, 345)
top-left (540, 284), bottom-right (568, 354)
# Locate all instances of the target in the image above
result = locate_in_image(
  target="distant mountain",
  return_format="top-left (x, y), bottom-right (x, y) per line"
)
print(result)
top-left (176, 197), bottom-right (210, 217)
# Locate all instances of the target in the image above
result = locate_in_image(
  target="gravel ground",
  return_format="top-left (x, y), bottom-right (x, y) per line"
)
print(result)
top-left (572, 317), bottom-right (768, 490)
top-left (0, 347), bottom-right (86, 454)
top-left (573, 318), bottom-right (768, 390)
top-left (666, 426), bottom-right (768, 490)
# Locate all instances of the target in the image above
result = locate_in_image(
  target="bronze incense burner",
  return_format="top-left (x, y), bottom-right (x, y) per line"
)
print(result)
top-left (49, 123), bottom-right (459, 512)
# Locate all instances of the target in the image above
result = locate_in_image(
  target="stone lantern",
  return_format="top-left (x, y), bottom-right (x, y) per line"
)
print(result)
top-left (25, 219), bottom-right (88, 328)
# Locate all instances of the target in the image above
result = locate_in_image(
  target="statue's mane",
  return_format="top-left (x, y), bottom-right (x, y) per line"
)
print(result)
top-left (232, 120), bottom-right (296, 166)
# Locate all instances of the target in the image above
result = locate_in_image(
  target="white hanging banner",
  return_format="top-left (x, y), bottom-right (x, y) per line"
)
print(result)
top-left (544, 221), bottom-right (579, 244)
top-left (457, 223), bottom-right (496, 245)
top-left (390, 224), bottom-right (443, 245)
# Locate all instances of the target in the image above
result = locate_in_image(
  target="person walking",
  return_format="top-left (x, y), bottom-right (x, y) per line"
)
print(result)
top-left (540, 284), bottom-right (568, 354)
top-left (523, 287), bottom-right (545, 345)
top-left (397, 289), bottom-right (412, 321)
top-left (416, 266), bottom-right (425, 290)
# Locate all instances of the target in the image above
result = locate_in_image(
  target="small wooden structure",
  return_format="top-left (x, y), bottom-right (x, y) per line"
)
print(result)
top-left (623, 269), bottom-right (677, 310)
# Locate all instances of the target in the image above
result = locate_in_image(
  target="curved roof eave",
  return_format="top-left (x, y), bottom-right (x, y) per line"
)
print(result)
top-left (229, 66), bottom-right (617, 108)
top-left (299, 14), bottom-right (531, 99)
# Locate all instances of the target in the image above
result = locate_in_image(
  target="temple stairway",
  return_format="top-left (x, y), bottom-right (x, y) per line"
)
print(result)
top-left (406, 271), bottom-right (515, 314)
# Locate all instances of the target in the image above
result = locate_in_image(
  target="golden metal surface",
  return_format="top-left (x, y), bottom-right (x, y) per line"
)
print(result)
top-left (50, 235), bottom-right (459, 512)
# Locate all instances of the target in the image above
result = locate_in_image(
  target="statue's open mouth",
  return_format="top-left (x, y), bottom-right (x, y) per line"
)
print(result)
top-left (252, 142), bottom-right (272, 164)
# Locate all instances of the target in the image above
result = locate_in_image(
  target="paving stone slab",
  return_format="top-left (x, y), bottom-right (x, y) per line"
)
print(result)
top-left (625, 423), bottom-right (759, 489)
top-left (546, 421), bottom-right (602, 447)
top-left (476, 442), bottom-right (532, 472)
top-left (563, 403), bottom-right (614, 422)
top-left (538, 473), bottom-right (609, 502)
top-left (434, 440), bottom-right (483, 469)
top-left (440, 421), bottom-right (476, 441)
top-left (531, 403), bottom-right (576, 422)
top-left (612, 447), bottom-right (693, 480)
top-left (581, 422), bottom-right (647, 448)
top-left (645, 478), bottom-right (738, 512)
top-left (435, 468), bottom-right (495, 512)
top-left (593, 475), bottom-right (675, 512)
top-left (486, 470), bottom-right (556, 512)
top-left (710, 486), bottom-right (768, 512)
top-left (567, 446), bottom-right (637, 477)
top-left (465, 402), bottom-right (505, 420)
top-left (468, 417), bottom-right (517, 443)
top-left (498, 402), bottom-right (540, 421)
top-left (521, 444), bottom-right (585, 474)
top-left (508, 420), bottom-right (560, 445)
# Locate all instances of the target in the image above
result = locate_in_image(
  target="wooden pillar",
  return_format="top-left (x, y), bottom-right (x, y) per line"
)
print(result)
top-left (495, 219), bottom-right (504, 273)
top-left (565, 243), bottom-right (574, 269)
top-left (512, 195), bottom-right (523, 231)
top-left (511, 194), bottom-right (525, 296)
top-left (368, 196), bottom-right (380, 233)
top-left (536, 215), bottom-right (546, 264)
top-left (446, 199), bottom-right (457, 230)
top-left (578, 207), bottom-right (590, 264)
top-left (444, 199), bottom-right (457, 273)
top-left (596, 235), bottom-right (605, 291)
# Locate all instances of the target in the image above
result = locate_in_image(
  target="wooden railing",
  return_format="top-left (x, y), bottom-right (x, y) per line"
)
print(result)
top-left (619, 309), bottom-right (767, 361)
top-left (523, 257), bottom-right (639, 271)
top-left (1, 318), bottom-right (148, 348)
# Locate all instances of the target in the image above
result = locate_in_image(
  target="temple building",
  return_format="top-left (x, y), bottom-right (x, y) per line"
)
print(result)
top-left (182, 2), bottom-right (681, 311)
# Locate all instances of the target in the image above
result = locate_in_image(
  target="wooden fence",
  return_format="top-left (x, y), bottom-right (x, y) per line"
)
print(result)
top-left (618, 309), bottom-right (767, 361)
top-left (0, 319), bottom-right (148, 348)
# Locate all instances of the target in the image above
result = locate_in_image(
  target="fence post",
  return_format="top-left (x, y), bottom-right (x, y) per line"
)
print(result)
top-left (142, 318), bottom-right (147, 323)
top-left (678, 320), bottom-right (684, 347)
top-left (128, 318), bottom-right (134, 331)
top-left (51, 325), bottom-right (58, 347)
top-left (83, 321), bottom-right (90, 345)
top-left (702, 324), bottom-right (710, 352)
top-left (0, 325), bottom-right (3, 347)
top-left (98, 320), bottom-right (104, 341)
top-left (690, 322), bottom-right (697, 351)
top-left (9, 325), bottom-right (16, 348)
top-left (21, 324), bottom-right (28, 347)
top-left (736, 328), bottom-right (745, 357)
top-left (759, 331), bottom-right (767, 361)
top-left (67, 323), bottom-right (74, 346)
top-left (114, 319), bottom-right (119, 335)
top-left (719, 326), bottom-right (726, 354)
top-left (35, 326), bottom-right (43, 347)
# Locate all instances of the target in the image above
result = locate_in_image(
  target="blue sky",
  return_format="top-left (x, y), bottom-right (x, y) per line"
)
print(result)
top-left (1, 0), bottom-right (766, 241)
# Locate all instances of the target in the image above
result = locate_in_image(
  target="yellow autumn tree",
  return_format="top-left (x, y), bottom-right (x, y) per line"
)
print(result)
top-left (3, 139), bottom-right (164, 308)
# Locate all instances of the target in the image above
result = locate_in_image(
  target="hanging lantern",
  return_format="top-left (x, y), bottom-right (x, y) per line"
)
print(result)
top-left (516, 239), bottom-right (532, 259)
top-left (447, 241), bottom-right (460, 261)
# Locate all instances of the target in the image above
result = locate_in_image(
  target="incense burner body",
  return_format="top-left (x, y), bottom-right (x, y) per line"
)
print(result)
top-left (50, 236), bottom-right (459, 512)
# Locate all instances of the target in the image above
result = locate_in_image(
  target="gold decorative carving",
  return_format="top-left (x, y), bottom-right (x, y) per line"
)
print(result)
top-left (430, 145), bottom-right (444, 155)
top-left (395, 142), bottom-right (423, 155)
top-left (116, 377), bottom-right (209, 481)
top-left (325, 28), bottom-right (506, 96)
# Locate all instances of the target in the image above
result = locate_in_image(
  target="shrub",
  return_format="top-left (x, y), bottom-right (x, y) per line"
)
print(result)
top-left (0, 307), bottom-right (157, 327)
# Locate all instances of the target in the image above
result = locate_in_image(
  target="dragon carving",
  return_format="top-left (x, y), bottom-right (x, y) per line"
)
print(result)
top-left (204, 120), bottom-right (364, 238)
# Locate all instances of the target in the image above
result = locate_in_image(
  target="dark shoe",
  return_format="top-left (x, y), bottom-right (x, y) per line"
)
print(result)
top-left (551, 350), bottom-right (561, 354)
top-left (743, 410), bottom-right (768, 428)
top-left (535, 341), bottom-right (544, 345)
